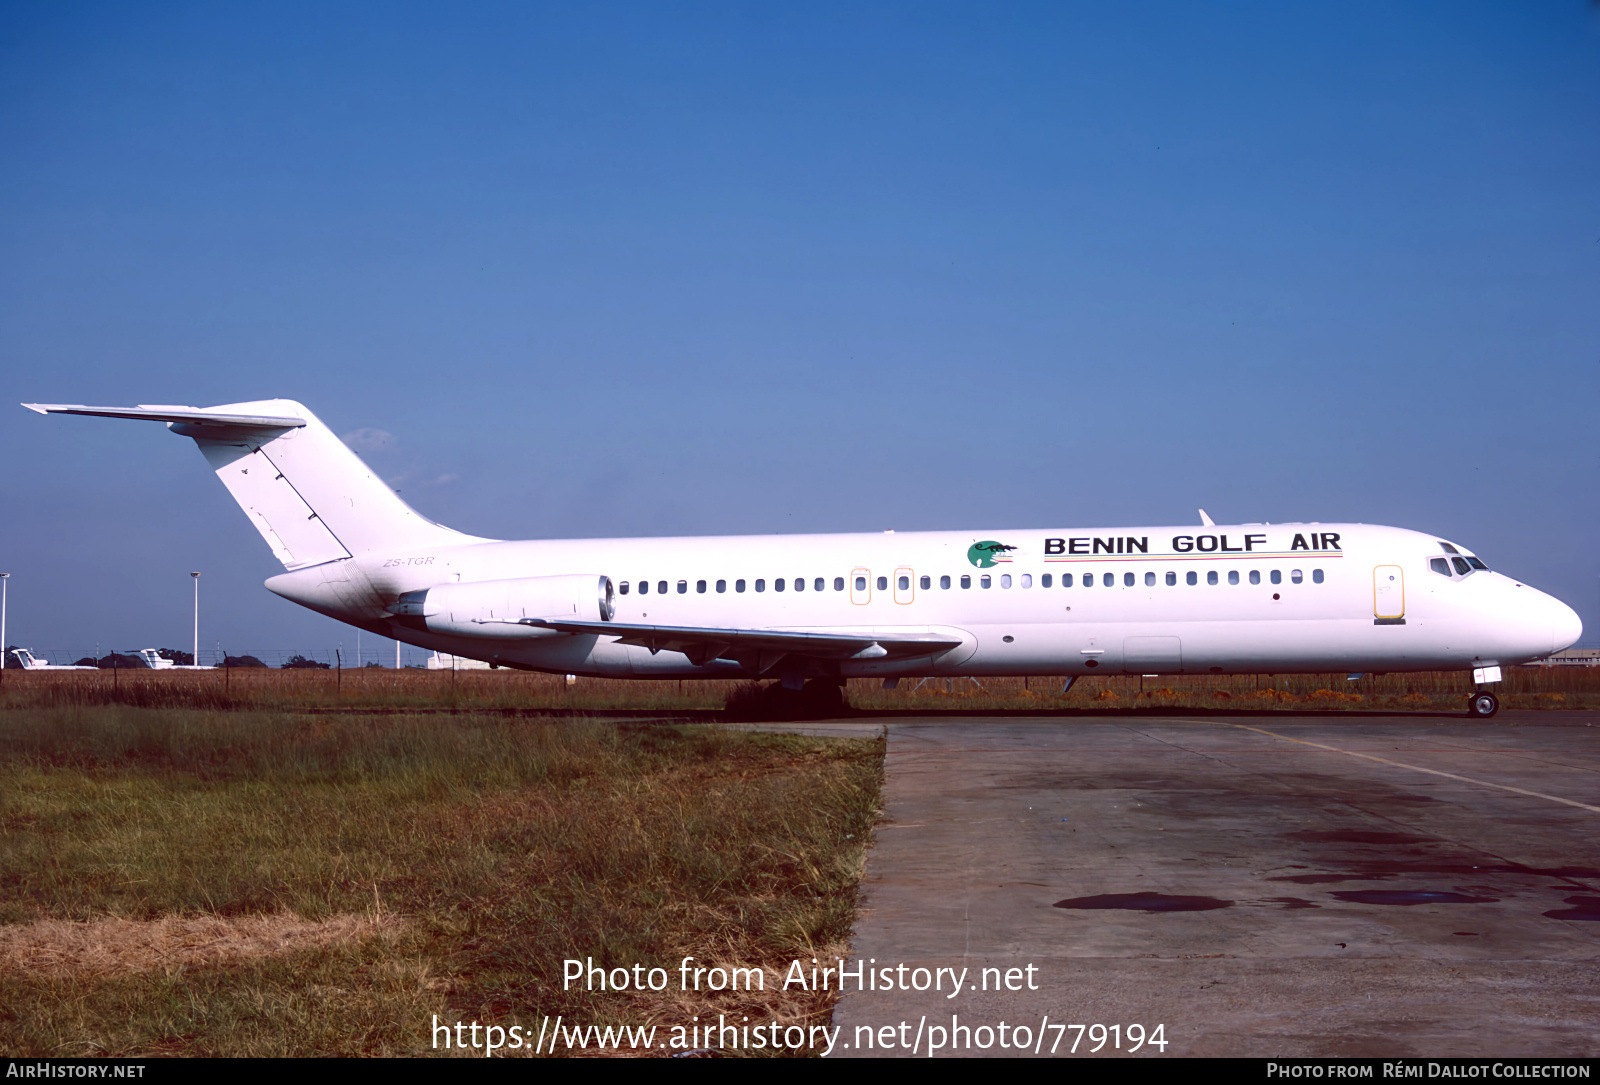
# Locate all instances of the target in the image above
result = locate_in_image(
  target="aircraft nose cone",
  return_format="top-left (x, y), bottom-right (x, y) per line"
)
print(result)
top-left (1551, 599), bottom-right (1583, 655)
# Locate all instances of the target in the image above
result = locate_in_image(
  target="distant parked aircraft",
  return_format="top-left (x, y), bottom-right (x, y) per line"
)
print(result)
top-left (9, 648), bottom-right (95, 671)
top-left (26, 399), bottom-right (1584, 718)
top-left (133, 649), bottom-right (213, 670)
top-left (426, 651), bottom-right (495, 670)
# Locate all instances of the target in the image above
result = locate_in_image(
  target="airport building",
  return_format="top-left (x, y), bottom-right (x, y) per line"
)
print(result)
top-left (1522, 648), bottom-right (1600, 667)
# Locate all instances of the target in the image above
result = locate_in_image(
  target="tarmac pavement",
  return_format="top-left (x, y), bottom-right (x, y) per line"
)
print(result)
top-left (806, 711), bottom-right (1600, 1058)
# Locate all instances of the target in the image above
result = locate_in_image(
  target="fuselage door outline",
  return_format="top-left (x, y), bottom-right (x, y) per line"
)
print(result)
top-left (851, 567), bottom-right (871, 606)
top-left (894, 566), bottom-right (915, 605)
top-left (1374, 565), bottom-right (1405, 619)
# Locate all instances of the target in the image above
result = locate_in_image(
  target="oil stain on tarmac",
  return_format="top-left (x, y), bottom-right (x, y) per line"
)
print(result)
top-left (1328, 890), bottom-right (1498, 906)
top-left (1542, 896), bottom-right (1600, 921)
top-left (1053, 893), bottom-right (1233, 912)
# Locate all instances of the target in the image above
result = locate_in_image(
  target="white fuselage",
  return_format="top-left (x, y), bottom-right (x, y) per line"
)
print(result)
top-left (265, 521), bottom-right (1581, 680)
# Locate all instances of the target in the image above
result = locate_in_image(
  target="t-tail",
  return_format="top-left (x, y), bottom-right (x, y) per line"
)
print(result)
top-left (22, 400), bottom-right (481, 568)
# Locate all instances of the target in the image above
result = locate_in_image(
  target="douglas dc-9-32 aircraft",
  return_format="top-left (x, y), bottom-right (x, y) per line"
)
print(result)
top-left (26, 400), bottom-right (1582, 717)
top-left (9, 648), bottom-right (95, 671)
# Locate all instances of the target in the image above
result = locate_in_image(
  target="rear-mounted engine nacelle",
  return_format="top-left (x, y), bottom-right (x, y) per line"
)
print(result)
top-left (392, 574), bottom-right (614, 637)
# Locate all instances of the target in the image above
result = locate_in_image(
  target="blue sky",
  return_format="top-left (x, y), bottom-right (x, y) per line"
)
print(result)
top-left (2, 1), bottom-right (1597, 662)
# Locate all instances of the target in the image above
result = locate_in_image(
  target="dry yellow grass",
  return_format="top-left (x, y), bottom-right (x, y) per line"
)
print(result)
top-left (0, 912), bottom-right (404, 979)
top-left (5, 664), bottom-right (1598, 715)
top-left (0, 709), bottom-right (881, 1056)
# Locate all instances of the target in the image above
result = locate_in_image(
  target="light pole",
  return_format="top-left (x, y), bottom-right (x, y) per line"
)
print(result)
top-left (1, 573), bottom-right (9, 672)
top-left (191, 572), bottom-right (200, 667)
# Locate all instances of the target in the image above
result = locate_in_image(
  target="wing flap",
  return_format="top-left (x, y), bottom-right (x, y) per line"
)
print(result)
top-left (519, 618), bottom-right (962, 662)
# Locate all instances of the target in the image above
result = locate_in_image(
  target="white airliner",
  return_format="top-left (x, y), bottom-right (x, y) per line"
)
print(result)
top-left (25, 399), bottom-right (1583, 717)
top-left (10, 648), bottom-right (95, 671)
top-left (133, 648), bottom-right (213, 670)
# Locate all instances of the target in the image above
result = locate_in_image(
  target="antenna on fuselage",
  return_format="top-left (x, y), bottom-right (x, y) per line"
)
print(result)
top-left (1198, 509), bottom-right (1215, 527)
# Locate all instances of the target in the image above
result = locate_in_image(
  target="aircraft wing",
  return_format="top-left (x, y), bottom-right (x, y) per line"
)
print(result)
top-left (515, 618), bottom-right (963, 668)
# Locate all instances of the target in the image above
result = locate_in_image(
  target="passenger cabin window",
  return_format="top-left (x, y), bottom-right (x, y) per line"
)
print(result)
top-left (1312, 569), bottom-right (1324, 584)
top-left (1000, 574), bottom-right (1011, 588)
top-left (898, 575), bottom-right (910, 590)
top-left (657, 581), bottom-right (667, 595)
top-left (941, 575), bottom-right (952, 589)
top-left (1145, 572), bottom-right (1156, 586)
top-left (1270, 570), bottom-right (1282, 585)
top-left (619, 581), bottom-right (630, 595)
top-left (876, 576), bottom-right (888, 591)
top-left (1228, 571), bottom-right (1239, 585)
top-left (1207, 571), bottom-right (1218, 586)
top-left (793, 577), bottom-right (803, 591)
top-left (981, 575), bottom-right (992, 588)
top-left (696, 580), bottom-right (706, 593)
top-left (1249, 570), bottom-right (1260, 585)
top-left (1041, 574), bottom-right (1052, 588)
top-left (960, 575), bottom-right (971, 589)
top-left (1021, 574), bottom-right (1032, 588)
top-left (815, 578), bottom-right (825, 591)
top-left (1291, 570), bottom-right (1303, 584)
top-left (639, 581), bottom-right (649, 595)
top-left (775, 578), bottom-right (785, 592)
top-left (1124, 572), bottom-right (1135, 587)
top-left (756, 579), bottom-right (766, 592)
top-left (1166, 571), bottom-right (1176, 586)
top-left (1187, 571), bottom-right (1197, 586)
top-left (677, 580), bottom-right (687, 594)
top-left (834, 577), bottom-right (845, 591)
top-left (716, 580), bottom-right (726, 593)
top-left (1061, 574), bottom-right (1073, 587)
top-left (855, 576), bottom-right (867, 591)
top-left (736, 579), bottom-right (746, 593)
top-left (920, 575), bottom-right (931, 590)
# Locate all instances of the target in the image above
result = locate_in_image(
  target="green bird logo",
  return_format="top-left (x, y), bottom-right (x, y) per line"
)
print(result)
top-left (967, 540), bottom-right (1017, 568)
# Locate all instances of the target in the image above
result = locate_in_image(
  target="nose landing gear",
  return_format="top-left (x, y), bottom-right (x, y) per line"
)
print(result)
top-left (1467, 691), bottom-right (1499, 718)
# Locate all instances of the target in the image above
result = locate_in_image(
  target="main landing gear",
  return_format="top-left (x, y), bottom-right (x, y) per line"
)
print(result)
top-left (1467, 690), bottom-right (1499, 718)
top-left (722, 678), bottom-right (851, 721)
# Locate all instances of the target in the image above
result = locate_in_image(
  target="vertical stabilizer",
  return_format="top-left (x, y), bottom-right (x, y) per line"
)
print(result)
top-left (24, 399), bottom-right (484, 568)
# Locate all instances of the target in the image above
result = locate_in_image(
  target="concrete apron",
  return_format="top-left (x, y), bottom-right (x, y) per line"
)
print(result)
top-left (827, 713), bottom-right (1600, 1058)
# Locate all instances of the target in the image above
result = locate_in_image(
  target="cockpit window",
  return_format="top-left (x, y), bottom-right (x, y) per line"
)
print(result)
top-left (1434, 553), bottom-right (1489, 579)
top-left (1434, 542), bottom-right (1490, 577)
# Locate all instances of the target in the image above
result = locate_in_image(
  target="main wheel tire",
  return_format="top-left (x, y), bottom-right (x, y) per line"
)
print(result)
top-left (801, 678), bottom-right (847, 715)
top-left (756, 680), bottom-right (846, 721)
top-left (1468, 691), bottom-right (1499, 718)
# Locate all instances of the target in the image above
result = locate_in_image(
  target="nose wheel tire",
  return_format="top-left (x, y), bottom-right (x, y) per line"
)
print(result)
top-left (1467, 691), bottom-right (1499, 718)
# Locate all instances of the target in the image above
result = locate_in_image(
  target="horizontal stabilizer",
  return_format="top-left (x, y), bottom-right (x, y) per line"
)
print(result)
top-left (22, 403), bottom-right (307, 429)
